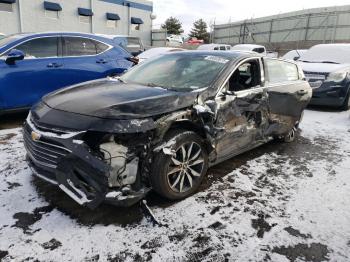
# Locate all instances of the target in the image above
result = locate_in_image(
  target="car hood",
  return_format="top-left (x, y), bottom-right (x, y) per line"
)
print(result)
top-left (298, 62), bottom-right (350, 73)
top-left (43, 79), bottom-right (199, 120)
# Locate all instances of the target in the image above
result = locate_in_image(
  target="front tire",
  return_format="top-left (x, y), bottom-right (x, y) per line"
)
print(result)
top-left (150, 130), bottom-right (208, 200)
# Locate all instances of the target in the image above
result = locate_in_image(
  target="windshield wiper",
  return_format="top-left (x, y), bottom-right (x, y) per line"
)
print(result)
top-left (116, 77), bottom-right (126, 83)
top-left (145, 83), bottom-right (169, 90)
top-left (299, 60), bottom-right (340, 64)
top-left (321, 61), bottom-right (340, 64)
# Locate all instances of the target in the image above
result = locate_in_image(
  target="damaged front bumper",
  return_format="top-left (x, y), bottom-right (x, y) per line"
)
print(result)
top-left (23, 115), bottom-right (150, 209)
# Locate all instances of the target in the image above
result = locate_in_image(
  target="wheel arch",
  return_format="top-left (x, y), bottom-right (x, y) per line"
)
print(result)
top-left (162, 120), bottom-right (215, 156)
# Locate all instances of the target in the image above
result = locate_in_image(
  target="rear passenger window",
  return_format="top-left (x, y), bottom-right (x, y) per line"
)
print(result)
top-left (265, 59), bottom-right (299, 83)
top-left (15, 37), bottom-right (59, 58)
top-left (95, 41), bottom-right (109, 54)
top-left (220, 46), bottom-right (226, 50)
top-left (64, 37), bottom-right (96, 56)
top-left (253, 47), bottom-right (265, 54)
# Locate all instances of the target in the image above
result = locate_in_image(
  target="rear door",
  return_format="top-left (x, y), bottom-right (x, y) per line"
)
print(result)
top-left (263, 58), bottom-right (312, 134)
top-left (0, 36), bottom-right (64, 110)
top-left (59, 36), bottom-right (116, 87)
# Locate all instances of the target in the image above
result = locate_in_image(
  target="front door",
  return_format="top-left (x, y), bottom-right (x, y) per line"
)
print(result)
top-left (212, 58), bottom-right (270, 161)
top-left (0, 36), bottom-right (64, 110)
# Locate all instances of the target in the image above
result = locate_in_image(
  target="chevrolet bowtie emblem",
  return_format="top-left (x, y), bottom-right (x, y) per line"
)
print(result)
top-left (31, 131), bottom-right (41, 141)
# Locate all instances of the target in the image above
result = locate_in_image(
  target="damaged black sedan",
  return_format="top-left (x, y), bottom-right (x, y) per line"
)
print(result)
top-left (23, 51), bottom-right (312, 209)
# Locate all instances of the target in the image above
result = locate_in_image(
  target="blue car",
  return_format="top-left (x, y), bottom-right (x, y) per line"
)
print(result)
top-left (0, 32), bottom-right (135, 113)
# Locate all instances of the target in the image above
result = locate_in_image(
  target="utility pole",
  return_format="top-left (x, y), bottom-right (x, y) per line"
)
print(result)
top-left (90, 0), bottom-right (94, 33)
top-left (18, 0), bottom-right (23, 33)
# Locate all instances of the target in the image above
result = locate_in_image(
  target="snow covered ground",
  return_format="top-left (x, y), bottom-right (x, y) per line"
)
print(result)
top-left (0, 109), bottom-right (349, 262)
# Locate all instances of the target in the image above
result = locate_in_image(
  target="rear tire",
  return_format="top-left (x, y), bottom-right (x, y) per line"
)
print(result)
top-left (275, 127), bottom-right (297, 143)
top-left (150, 130), bottom-right (208, 200)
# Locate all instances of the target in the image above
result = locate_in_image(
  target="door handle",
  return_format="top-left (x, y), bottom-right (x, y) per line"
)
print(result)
top-left (297, 90), bottom-right (308, 96)
top-left (47, 63), bottom-right (63, 68)
top-left (96, 59), bottom-right (107, 64)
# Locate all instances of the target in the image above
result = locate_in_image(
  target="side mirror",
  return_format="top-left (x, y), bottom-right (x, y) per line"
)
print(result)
top-left (6, 49), bottom-right (25, 65)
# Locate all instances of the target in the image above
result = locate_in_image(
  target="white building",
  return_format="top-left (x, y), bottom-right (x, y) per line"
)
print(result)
top-left (0, 0), bottom-right (154, 45)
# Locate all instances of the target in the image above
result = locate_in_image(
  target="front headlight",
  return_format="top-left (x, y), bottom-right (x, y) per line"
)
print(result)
top-left (326, 70), bottom-right (348, 83)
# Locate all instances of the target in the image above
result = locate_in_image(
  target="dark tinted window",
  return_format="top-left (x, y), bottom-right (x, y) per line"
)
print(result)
top-left (253, 47), bottom-right (265, 53)
top-left (220, 46), bottom-right (226, 50)
top-left (15, 37), bottom-right (59, 58)
top-left (64, 37), bottom-right (97, 56)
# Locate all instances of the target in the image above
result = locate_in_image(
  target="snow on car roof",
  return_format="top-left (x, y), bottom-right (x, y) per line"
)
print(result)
top-left (197, 44), bottom-right (231, 50)
top-left (232, 44), bottom-right (265, 50)
top-left (299, 44), bottom-right (350, 64)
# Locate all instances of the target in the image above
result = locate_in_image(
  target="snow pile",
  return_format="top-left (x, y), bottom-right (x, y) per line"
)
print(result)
top-left (0, 110), bottom-right (349, 261)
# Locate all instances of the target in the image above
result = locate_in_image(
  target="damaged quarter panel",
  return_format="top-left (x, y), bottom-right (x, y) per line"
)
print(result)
top-left (24, 51), bottom-right (311, 209)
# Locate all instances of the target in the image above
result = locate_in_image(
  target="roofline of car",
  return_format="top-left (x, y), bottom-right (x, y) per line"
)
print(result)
top-left (0, 34), bottom-right (114, 58)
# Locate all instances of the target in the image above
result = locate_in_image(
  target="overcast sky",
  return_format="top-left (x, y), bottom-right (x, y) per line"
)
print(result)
top-left (152, 0), bottom-right (350, 34)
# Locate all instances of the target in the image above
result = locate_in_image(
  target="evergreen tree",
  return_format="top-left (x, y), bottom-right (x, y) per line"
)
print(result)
top-left (161, 17), bottom-right (183, 35)
top-left (190, 19), bottom-right (210, 43)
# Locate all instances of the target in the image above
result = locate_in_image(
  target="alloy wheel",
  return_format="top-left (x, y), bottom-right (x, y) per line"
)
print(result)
top-left (166, 142), bottom-right (205, 193)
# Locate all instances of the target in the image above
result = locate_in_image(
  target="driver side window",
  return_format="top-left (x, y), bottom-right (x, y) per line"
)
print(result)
top-left (11, 37), bottom-right (59, 59)
top-left (226, 59), bottom-right (262, 92)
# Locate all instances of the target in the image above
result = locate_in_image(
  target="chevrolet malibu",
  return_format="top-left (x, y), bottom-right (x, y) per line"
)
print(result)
top-left (23, 51), bottom-right (312, 209)
top-left (0, 32), bottom-right (134, 113)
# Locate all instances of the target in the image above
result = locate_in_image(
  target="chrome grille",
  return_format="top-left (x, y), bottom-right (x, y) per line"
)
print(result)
top-left (23, 123), bottom-right (71, 169)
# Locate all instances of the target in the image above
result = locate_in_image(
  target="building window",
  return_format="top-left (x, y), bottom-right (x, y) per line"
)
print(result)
top-left (0, 3), bottom-right (13, 12)
top-left (132, 24), bottom-right (141, 31)
top-left (106, 20), bottom-right (117, 28)
top-left (45, 10), bottom-right (59, 19)
top-left (79, 15), bottom-right (91, 24)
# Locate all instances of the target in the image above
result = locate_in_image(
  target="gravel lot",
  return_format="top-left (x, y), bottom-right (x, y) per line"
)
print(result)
top-left (0, 109), bottom-right (349, 262)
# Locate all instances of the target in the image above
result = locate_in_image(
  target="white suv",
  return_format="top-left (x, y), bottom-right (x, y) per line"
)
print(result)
top-left (167, 35), bottom-right (183, 45)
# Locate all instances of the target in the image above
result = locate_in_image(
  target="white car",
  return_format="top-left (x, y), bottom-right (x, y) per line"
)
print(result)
top-left (283, 50), bottom-right (308, 61)
top-left (0, 33), bottom-right (5, 40)
top-left (197, 44), bottom-right (232, 51)
top-left (166, 35), bottom-right (183, 45)
top-left (137, 47), bottom-right (185, 63)
top-left (232, 44), bottom-right (266, 56)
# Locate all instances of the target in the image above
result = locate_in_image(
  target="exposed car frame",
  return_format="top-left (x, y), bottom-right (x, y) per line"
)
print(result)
top-left (23, 51), bottom-right (312, 209)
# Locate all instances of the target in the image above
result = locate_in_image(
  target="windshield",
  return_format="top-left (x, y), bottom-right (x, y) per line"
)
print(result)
top-left (120, 53), bottom-right (231, 91)
top-left (299, 45), bottom-right (350, 64)
top-left (0, 35), bottom-right (22, 48)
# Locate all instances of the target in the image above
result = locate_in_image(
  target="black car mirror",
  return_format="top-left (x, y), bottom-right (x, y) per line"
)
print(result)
top-left (6, 49), bottom-right (25, 65)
